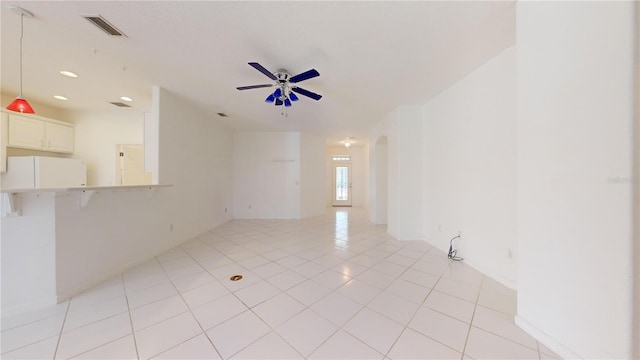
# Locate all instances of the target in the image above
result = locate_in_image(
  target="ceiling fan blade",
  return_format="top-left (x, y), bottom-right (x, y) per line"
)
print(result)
top-left (275, 99), bottom-right (283, 106)
top-left (291, 87), bottom-right (322, 101)
top-left (248, 62), bottom-right (277, 81)
top-left (290, 69), bottom-right (320, 83)
top-left (237, 84), bottom-right (273, 90)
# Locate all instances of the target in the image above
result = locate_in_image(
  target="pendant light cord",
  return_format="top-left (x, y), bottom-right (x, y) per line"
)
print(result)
top-left (19, 12), bottom-right (24, 97)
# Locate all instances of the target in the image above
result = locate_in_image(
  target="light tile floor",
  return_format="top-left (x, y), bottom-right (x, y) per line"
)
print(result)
top-left (1, 208), bottom-right (560, 359)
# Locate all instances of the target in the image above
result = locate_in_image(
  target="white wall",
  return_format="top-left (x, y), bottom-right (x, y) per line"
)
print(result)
top-left (156, 87), bottom-right (233, 234)
top-left (397, 108), bottom-right (423, 240)
top-left (516, 2), bottom-right (636, 358)
top-left (372, 137), bottom-right (388, 224)
top-left (369, 107), bottom-right (423, 240)
top-left (54, 188), bottom-right (174, 300)
top-left (300, 133), bottom-right (326, 218)
top-left (1, 193), bottom-right (57, 314)
top-left (233, 132), bottom-right (301, 219)
top-left (422, 46), bottom-right (517, 287)
top-left (370, 118), bottom-right (395, 230)
top-left (362, 143), bottom-right (370, 212)
top-left (634, 5), bottom-right (640, 356)
top-left (69, 109), bottom-right (145, 186)
top-left (326, 145), bottom-right (366, 208)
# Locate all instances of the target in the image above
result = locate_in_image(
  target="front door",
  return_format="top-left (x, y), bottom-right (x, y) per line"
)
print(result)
top-left (332, 164), bottom-right (352, 206)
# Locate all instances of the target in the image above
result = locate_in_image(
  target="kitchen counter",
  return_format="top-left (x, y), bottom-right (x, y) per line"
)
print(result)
top-left (1, 183), bottom-right (180, 316)
top-left (1, 184), bottom-right (172, 193)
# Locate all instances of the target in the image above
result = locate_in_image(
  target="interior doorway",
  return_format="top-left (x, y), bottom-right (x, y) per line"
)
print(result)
top-left (332, 164), bottom-right (352, 206)
top-left (116, 144), bottom-right (152, 186)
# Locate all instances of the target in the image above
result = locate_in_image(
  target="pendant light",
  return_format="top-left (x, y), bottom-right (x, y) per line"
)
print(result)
top-left (6, 6), bottom-right (35, 114)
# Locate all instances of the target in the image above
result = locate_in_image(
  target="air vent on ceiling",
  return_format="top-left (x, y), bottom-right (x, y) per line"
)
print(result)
top-left (84, 15), bottom-right (126, 37)
top-left (217, 113), bottom-right (228, 117)
top-left (110, 102), bottom-right (131, 108)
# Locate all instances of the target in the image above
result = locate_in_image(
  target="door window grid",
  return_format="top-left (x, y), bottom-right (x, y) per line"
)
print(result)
top-left (332, 155), bottom-right (350, 161)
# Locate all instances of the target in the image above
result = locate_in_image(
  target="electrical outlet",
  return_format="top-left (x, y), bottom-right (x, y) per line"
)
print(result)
top-left (225, 208), bottom-right (227, 213)
top-left (438, 224), bottom-right (442, 232)
top-left (248, 205), bottom-right (252, 209)
top-left (170, 224), bottom-right (174, 231)
top-left (508, 249), bottom-right (513, 259)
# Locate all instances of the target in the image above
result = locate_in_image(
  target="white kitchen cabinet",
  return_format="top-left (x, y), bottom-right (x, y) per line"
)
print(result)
top-left (1, 112), bottom-right (7, 173)
top-left (43, 122), bottom-right (74, 153)
top-left (7, 113), bottom-right (74, 153)
top-left (8, 114), bottom-right (46, 150)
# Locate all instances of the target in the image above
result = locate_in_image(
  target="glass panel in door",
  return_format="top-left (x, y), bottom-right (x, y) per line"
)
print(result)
top-left (333, 164), bottom-right (352, 206)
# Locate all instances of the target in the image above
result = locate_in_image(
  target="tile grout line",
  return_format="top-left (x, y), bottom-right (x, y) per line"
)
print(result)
top-left (381, 263), bottom-right (449, 359)
top-left (154, 255), bottom-right (225, 360)
top-left (460, 274), bottom-right (485, 359)
top-left (123, 273), bottom-right (141, 360)
top-left (54, 280), bottom-right (135, 359)
top-left (51, 297), bottom-right (71, 359)
top-left (537, 340), bottom-right (542, 360)
top-left (237, 308), bottom-right (307, 359)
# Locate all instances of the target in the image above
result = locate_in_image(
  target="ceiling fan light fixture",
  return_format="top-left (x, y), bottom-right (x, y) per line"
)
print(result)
top-left (236, 62), bottom-right (323, 110)
top-left (7, 6), bottom-right (35, 114)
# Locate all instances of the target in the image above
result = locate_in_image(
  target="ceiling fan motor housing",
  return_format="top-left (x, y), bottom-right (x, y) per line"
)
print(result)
top-left (276, 70), bottom-right (290, 83)
top-left (275, 70), bottom-right (291, 99)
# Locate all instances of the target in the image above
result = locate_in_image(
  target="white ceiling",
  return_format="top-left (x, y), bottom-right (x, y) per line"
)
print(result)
top-left (1, 1), bottom-right (515, 146)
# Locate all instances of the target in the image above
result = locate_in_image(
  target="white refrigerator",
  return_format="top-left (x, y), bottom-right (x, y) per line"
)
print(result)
top-left (1, 156), bottom-right (87, 189)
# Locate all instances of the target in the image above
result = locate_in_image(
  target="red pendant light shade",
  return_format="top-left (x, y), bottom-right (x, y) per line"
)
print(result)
top-left (7, 97), bottom-right (35, 114)
top-left (6, 6), bottom-right (35, 114)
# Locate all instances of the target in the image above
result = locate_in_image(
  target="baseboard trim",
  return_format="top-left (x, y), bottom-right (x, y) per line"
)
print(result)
top-left (1, 296), bottom-right (58, 318)
top-left (515, 315), bottom-right (580, 359)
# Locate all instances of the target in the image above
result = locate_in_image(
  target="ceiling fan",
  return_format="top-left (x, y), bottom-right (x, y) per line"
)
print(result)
top-left (237, 62), bottom-right (322, 107)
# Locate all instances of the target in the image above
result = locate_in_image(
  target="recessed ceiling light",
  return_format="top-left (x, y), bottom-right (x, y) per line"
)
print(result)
top-left (53, 95), bottom-right (68, 101)
top-left (120, 96), bottom-right (133, 102)
top-left (60, 70), bottom-right (78, 78)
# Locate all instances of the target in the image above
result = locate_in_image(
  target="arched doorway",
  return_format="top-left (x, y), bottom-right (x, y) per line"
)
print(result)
top-left (374, 136), bottom-right (388, 224)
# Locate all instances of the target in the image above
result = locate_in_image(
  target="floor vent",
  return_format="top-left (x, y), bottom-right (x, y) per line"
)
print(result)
top-left (84, 15), bottom-right (126, 37)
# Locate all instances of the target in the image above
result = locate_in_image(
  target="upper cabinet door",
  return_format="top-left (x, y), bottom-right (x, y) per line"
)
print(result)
top-left (8, 114), bottom-right (46, 150)
top-left (5, 113), bottom-right (75, 154)
top-left (1, 113), bottom-right (7, 173)
top-left (45, 122), bottom-right (74, 153)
